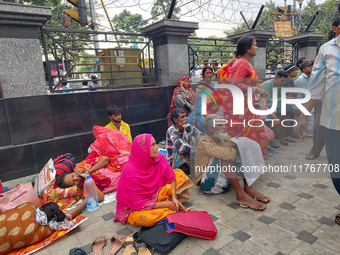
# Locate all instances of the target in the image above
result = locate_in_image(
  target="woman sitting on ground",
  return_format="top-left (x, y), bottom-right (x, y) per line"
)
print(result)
top-left (114, 134), bottom-right (194, 227)
top-left (168, 76), bottom-right (195, 116)
top-left (0, 197), bottom-right (99, 255)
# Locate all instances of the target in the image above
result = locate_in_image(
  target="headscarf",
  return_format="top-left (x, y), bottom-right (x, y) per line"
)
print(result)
top-left (89, 126), bottom-right (131, 158)
top-left (168, 76), bottom-right (195, 115)
top-left (114, 134), bottom-right (175, 223)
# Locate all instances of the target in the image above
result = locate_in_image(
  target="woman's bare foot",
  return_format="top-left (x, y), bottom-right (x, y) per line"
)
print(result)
top-left (236, 194), bottom-right (266, 210)
top-left (244, 186), bottom-right (270, 203)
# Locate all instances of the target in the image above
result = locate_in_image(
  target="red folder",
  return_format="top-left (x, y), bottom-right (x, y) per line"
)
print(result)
top-left (166, 211), bottom-right (218, 240)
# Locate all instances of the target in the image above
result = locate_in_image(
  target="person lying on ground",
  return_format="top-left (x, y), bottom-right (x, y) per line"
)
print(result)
top-left (0, 200), bottom-right (90, 255)
top-left (115, 134), bottom-right (194, 227)
top-left (56, 156), bottom-right (120, 194)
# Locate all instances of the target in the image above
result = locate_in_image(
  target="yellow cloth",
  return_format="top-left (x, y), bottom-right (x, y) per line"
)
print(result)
top-left (194, 135), bottom-right (236, 185)
top-left (126, 169), bottom-right (194, 227)
top-left (105, 120), bottom-right (132, 143)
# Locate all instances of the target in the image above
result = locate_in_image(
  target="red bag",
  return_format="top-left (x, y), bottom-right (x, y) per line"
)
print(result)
top-left (53, 153), bottom-right (76, 176)
top-left (0, 182), bottom-right (42, 213)
top-left (166, 211), bottom-right (217, 240)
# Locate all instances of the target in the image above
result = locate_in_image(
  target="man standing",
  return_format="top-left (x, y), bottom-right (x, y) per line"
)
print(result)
top-left (294, 17), bottom-right (340, 224)
top-left (105, 105), bottom-right (132, 143)
top-left (166, 108), bottom-right (202, 174)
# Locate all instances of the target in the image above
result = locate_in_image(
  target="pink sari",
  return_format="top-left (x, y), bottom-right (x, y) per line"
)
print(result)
top-left (114, 134), bottom-right (175, 224)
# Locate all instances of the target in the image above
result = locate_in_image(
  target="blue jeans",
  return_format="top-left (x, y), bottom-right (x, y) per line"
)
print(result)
top-left (324, 127), bottom-right (340, 196)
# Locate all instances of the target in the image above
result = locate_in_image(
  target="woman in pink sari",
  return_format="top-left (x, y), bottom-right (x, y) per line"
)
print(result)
top-left (114, 134), bottom-right (194, 227)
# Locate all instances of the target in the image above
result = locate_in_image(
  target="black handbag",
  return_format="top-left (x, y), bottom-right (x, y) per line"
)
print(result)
top-left (133, 221), bottom-right (187, 255)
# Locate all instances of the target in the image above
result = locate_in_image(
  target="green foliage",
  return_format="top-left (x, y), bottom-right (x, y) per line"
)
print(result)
top-left (112, 9), bottom-right (148, 33)
top-left (151, 0), bottom-right (180, 21)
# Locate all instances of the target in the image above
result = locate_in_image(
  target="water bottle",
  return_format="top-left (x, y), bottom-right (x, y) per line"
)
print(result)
top-left (84, 174), bottom-right (99, 212)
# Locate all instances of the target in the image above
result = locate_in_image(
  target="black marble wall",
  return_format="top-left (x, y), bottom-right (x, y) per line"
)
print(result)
top-left (0, 86), bottom-right (175, 182)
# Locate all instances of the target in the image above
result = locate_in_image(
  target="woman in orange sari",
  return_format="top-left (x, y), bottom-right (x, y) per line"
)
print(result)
top-left (214, 36), bottom-right (275, 155)
top-left (115, 134), bottom-right (194, 227)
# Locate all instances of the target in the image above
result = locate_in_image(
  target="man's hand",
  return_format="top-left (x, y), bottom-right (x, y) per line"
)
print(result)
top-left (224, 141), bottom-right (237, 148)
top-left (255, 88), bottom-right (268, 98)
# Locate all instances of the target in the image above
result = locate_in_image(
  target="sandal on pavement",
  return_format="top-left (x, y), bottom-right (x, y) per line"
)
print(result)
top-left (283, 137), bottom-right (296, 143)
top-left (305, 153), bottom-right (319, 160)
top-left (335, 213), bottom-right (340, 225)
top-left (280, 139), bottom-right (289, 146)
top-left (123, 237), bottom-right (137, 255)
top-left (69, 248), bottom-right (87, 255)
top-left (92, 235), bottom-right (107, 255)
top-left (105, 235), bottom-right (126, 255)
top-left (135, 243), bottom-right (151, 255)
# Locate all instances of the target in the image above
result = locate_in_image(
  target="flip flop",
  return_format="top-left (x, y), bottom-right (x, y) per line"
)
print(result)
top-left (283, 137), bottom-right (296, 143)
top-left (105, 235), bottom-right (126, 255)
top-left (135, 243), bottom-right (152, 255)
top-left (280, 139), bottom-right (289, 146)
top-left (123, 237), bottom-right (137, 255)
top-left (92, 235), bottom-right (107, 255)
top-left (69, 248), bottom-right (87, 255)
top-left (305, 153), bottom-right (319, 160)
top-left (335, 213), bottom-right (340, 225)
top-left (238, 195), bottom-right (257, 208)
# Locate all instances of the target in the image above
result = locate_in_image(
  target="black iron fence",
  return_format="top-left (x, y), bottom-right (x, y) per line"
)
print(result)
top-left (187, 37), bottom-right (235, 77)
top-left (41, 28), bottom-right (157, 93)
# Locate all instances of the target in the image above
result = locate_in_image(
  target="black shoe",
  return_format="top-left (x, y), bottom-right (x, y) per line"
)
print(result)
top-left (269, 139), bottom-right (281, 149)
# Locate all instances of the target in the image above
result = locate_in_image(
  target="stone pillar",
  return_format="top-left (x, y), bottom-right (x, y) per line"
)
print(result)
top-left (141, 20), bottom-right (198, 87)
top-left (228, 30), bottom-right (276, 80)
top-left (0, 2), bottom-right (51, 98)
top-left (284, 33), bottom-right (325, 62)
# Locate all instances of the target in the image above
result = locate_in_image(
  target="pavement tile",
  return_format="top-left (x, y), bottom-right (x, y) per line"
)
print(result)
top-left (192, 222), bottom-right (234, 251)
top-left (276, 252), bottom-right (285, 255)
top-left (297, 192), bottom-right (313, 199)
top-left (116, 227), bottom-right (134, 236)
top-left (182, 201), bottom-right (193, 207)
top-left (102, 212), bottom-right (116, 221)
top-left (232, 230), bottom-right (251, 242)
top-left (279, 202), bottom-right (296, 211)
top-left (312, 224), bottom-right (340, 250)
top-left (79, 243), bottom-right (92, 254)
top-left (272, 210), bottom-right (320, 234)
top-left (218, 239), bottom-right (245, 254)
top-left (267, 182), bottom-right (281, 188)
top-left (227, 202), bottom-right (240, 209)
top-left (209, 213), bottom-right (219, 222)
top-left (297, 231), bottom-right (318, 244)
top-left (313, 183), bottom-right (328, 189)
top-left (318, 217), bottom-right (336, 227)
top-left (284, 175), bottom-right (297, 179)
top-left (202, 247), bottom-right (220, 255)
top-left (257, 215), bottom-right (275, 225)
top-left (170, 237), bottom-right (206, 254)
top-left (335, 204), bottom-right (340, 210)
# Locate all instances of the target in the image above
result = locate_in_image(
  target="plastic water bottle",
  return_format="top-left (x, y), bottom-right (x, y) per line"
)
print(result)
top-left (84, 174), bottom-right (99, 212)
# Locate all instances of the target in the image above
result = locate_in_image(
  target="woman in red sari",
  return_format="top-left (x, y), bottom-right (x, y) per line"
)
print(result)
top-left (215, 36), bottom-right (275, 155)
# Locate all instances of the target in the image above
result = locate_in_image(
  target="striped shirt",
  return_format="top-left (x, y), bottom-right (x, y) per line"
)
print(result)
top-left (308, 36), bottom-right (340, 130)
top-left (166, 124), bottom-right (202, 166)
